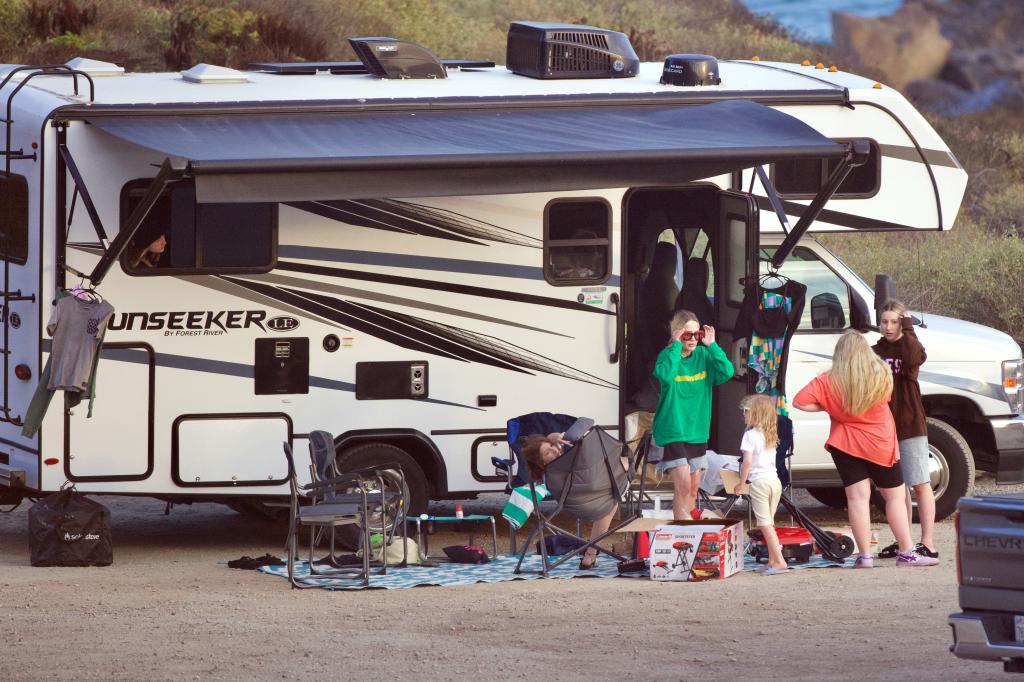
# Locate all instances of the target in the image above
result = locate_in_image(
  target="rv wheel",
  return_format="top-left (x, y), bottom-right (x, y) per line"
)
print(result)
top-left (334, 442), bottom-right (429, 549)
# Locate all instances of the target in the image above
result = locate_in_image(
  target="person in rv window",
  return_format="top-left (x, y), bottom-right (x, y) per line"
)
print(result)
top-left (550, 228), bottom-right (603, 280)
top-left (129, 224), bottom-right (168, 269)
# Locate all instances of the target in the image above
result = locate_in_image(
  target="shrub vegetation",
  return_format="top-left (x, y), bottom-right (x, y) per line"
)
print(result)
top-left (0, 0), bottom-right (1020, 345)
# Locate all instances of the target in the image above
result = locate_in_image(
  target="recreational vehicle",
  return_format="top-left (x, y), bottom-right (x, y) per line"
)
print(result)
top-left (0, 23), bottom-right (1020, 524)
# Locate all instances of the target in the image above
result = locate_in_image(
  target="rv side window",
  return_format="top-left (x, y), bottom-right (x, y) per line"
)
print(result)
top-left (120, 180), bottom-right (277, 275)
top-left (0, 173), bottom-right (29, 265)
top-left (543, 199), bottom-right (611, 286)
top-left (759, 247), bottom-right (851, 331)
top-left (771, 140), bottom-right (881, 199)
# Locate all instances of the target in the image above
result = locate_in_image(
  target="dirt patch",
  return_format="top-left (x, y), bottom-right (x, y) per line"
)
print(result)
top-left (0, 490), bottom-right (1012, 681)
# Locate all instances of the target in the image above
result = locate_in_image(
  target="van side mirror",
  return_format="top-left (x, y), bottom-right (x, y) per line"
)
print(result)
top-left (874, 274), bottom-right (895, 324)
top-left (850, 295), bottom-right (873, 331)
top-left (810, 292), bottom-right (845, 329)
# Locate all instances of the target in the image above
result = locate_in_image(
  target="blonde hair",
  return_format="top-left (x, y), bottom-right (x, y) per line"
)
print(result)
top-left (880, 299), bottom-right (907, 316)
top-left (740, 394), bottom-right (778, 448)
top-left (669, 309), bottom-right (699, 335)
top-left (828, 330), bottom-right (893, 416)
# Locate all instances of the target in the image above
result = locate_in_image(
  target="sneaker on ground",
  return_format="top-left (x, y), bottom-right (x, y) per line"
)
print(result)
top-left (877, 542), bottom-right (899, 559)
top-left (853, 555), bottom-right (873, 569)
top-left (897, 551), bottom-right (939, 567)
top-left (914, 543), bottom-right (939, 559)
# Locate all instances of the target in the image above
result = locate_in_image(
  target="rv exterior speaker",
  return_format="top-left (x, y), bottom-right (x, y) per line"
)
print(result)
top-left (660, 55), bottom-right (721, 86)
top-left (348, 37), bottom-right (446, 79)
top-left (506, 21), bottom-right (639, 79)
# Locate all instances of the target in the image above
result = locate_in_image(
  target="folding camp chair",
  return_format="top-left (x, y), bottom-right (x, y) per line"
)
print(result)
top-left (513, 424), bottom-right (650, 577)
top-left (494, 412), bottom-right (577, 554)
top-left (282, 431), bottom-right (407, 588)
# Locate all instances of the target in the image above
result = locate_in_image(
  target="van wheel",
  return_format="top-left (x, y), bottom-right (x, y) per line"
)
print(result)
top-left (870, 418), bottom-right (975, 522)
top-left (333, 442), bottom-right (429, 549)
top-left (805, 487), bottom-right (848, 510)
top-left (921, 418), bottom-right (974, 522)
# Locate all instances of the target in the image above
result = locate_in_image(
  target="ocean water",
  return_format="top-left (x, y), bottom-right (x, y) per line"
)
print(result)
top-left (741, 0), bottom-right (905, 43)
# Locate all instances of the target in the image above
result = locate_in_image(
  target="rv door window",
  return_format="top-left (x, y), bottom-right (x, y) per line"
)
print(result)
top-left (543, 199), bottom-right (611, 285)
top-left (759, 246), bottom-right (851, 331)
top-left (771, 140), bottom-right (880, 199)
top-left (120, 180), bottom-right (276, 275)
top-left (0, 173), bottom-right (29, 265)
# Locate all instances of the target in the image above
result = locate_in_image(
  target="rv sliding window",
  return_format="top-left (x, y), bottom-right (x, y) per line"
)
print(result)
top-left (0, 173), bottom-right (29, 265)
top-left (119, 179), bottom-right (277, 276)
top-left (770, 139), bottom-right (881, 200)
top-left (543, 198), bottom-right (611, 286)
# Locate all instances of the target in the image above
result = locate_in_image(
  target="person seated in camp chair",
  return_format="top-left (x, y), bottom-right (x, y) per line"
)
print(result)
top-left (520, 420), bottom-right (621, 570)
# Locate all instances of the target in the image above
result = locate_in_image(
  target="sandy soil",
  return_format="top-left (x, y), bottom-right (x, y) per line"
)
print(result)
top-left (1, 477), bottom-right (1019, 681)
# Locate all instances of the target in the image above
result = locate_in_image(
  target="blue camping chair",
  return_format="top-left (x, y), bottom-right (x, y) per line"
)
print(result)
top-left (492, 412), bottom-right (577, 553)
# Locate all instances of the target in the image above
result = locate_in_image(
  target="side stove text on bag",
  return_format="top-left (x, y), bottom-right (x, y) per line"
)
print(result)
top-left (28, 487), bottom-right (113, 567)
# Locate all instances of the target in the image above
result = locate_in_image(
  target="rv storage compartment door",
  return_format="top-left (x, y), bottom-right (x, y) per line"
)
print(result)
top-left (172, 413), bottom-right (290, 487)
top-left (66, 344), bottom-right (153, 482)
top-left (254, 338), bottom-right (309, 394)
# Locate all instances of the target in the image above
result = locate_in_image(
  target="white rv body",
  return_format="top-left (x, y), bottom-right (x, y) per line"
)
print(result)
top-left (0, 53), bottom-right (1019, 520)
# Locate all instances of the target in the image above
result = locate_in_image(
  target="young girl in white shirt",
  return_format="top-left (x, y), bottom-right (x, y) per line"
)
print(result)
top-left (735, 394), bottom-right (788, 575)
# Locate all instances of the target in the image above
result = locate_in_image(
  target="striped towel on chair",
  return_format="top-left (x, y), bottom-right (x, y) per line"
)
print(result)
top-left (502, 483), bottom-right (550, 530)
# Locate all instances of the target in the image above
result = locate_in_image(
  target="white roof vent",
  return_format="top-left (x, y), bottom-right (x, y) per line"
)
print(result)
top-left (65, 57), bottom-right (125, 77)
top-left (181, 63), bottom-right (250, 84)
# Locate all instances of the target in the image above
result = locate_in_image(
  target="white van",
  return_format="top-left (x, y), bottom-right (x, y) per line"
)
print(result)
top-left (0, 24), bottom-right (1019, 522)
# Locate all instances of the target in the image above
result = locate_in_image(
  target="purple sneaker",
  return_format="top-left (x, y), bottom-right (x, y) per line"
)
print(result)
top-left (897, 550), bottom-right (939, 567)
top-left (852, 555), bottom-right (873, 569)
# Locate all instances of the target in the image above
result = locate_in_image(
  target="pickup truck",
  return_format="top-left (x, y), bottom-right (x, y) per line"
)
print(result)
top-left (949, 494), bottom-right (1024, 673)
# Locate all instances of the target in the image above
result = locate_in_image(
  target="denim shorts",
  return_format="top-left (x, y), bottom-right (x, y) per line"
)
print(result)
top-left (656, 448), bottom-right (708, 474)
top-left (898, 436), bottom-right (931, 487)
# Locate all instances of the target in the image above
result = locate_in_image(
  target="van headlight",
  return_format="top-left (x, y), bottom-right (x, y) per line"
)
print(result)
top-left (1003, 359), bottom-right (1024, 415)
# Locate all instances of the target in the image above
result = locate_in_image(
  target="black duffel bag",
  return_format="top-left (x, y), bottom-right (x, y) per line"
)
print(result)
top-left (28, 487), bottom-right (112, 567)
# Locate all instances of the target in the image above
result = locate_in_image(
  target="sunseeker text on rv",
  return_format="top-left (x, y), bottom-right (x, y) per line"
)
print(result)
top-left (108, 310), bottom-right (268, 333)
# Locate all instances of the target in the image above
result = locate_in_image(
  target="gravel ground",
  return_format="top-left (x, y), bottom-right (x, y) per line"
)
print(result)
top-left (1, 473), bottom-right (1021, 681)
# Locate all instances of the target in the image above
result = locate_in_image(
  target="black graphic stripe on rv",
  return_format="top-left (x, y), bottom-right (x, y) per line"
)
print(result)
top-left (222, 277), bottom-right (618, 388)
top-left (752, 196), bottom-right (919, 232)
top-left (88, 346), bottom-right (484, 411)
top-left (286, 198), bottom-right (541, 248)
top-left (238, 272), bottom-right (570, 337)
top-left (275, 260), bottom-right (614, 314)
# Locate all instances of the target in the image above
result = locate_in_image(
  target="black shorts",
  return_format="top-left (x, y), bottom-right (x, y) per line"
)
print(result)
top-left (828, 447), bottom-right (904, 489)
top-left (663, 441), bottom-right (708, 462)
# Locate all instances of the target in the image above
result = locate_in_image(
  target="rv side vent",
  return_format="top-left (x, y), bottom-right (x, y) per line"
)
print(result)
top-left (506, 21), bottom-right (639, 80)
top-left (348, 37), bottom-right (447, 79)
top-left (65, 57), bottom-right (125, 77)
top-left (180, 63), bottom-right (250, 84)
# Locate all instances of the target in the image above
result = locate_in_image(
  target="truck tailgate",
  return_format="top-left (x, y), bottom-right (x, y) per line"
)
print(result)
top-left (958, 494), bottom-right (1024, 614)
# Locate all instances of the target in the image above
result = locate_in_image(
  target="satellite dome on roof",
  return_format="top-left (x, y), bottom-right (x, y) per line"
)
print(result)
top-left (65, 57), bottom-right (125, 77)
top-left (180, 63), bottom-right (250, 84)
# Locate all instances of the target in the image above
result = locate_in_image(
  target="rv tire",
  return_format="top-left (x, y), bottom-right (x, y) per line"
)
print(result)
top-left (333, 442), bottom-right (428, 550)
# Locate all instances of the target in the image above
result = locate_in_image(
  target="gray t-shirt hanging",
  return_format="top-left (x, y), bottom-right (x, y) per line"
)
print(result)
top-left (47, 296), bottom-right (115, 392)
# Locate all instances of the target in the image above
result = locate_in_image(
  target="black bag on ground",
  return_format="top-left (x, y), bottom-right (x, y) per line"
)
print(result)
top-left (28, 487), bottom-right (112, 567)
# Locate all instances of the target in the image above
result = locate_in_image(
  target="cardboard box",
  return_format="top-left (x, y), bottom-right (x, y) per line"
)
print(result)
top-left (648, 519), bottom-right (744, 581)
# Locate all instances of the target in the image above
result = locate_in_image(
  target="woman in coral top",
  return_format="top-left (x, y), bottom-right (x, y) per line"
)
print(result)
top-left (793, 331), bottom-right (937, 568)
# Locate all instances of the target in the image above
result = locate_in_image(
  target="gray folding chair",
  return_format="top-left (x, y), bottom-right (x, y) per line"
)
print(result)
top-left (282, 431), bottom-right (407, 588)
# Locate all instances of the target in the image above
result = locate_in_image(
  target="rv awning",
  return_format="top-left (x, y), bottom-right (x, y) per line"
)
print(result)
top-left (88, 99), bottom-right (846, 203)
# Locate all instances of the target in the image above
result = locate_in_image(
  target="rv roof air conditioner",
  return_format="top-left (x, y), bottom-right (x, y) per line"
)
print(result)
top-left (660, 55), bottom-right (721, 86)
top-left (506, 21), bottom-right (639, 80)
top-left (348, 37), bottom-right (447, 79)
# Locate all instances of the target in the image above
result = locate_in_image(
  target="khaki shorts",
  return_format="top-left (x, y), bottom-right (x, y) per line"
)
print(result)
top-left (748, 477), bottom-right (782, 527)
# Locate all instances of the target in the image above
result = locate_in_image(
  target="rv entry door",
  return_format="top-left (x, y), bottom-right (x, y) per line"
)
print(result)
top-left (712, 190), bottom-right (758, 453)
top-left (65, 343), bottom-right (154, 482)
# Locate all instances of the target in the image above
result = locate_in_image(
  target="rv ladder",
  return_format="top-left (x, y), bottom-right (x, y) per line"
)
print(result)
top-left (1, 65), bottom-right (94, 174)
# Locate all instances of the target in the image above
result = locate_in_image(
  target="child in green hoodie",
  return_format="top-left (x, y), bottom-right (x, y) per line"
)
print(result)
top-left (653, 309), bottom-right (735, 520)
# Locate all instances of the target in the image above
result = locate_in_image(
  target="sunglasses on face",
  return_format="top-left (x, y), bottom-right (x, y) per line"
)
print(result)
top-left (681, 330), bottom-right (705, 341)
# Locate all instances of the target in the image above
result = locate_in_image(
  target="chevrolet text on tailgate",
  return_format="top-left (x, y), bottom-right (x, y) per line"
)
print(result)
top-left (950, 494), bottom-right (1024, 673)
